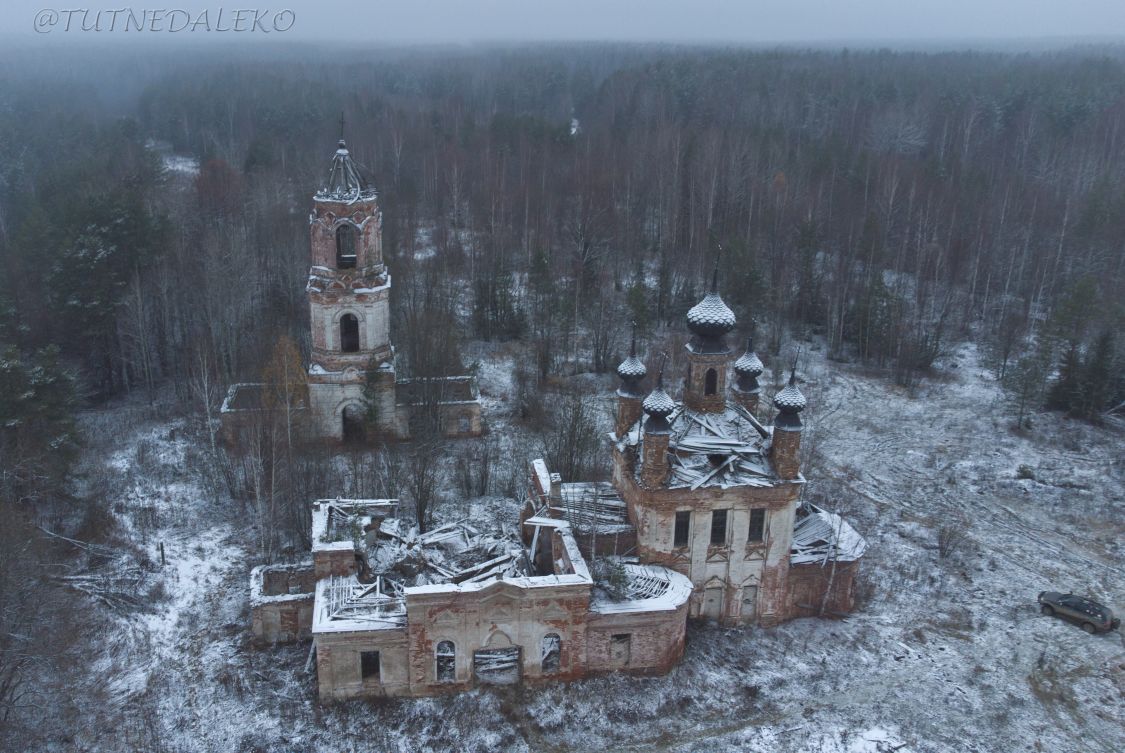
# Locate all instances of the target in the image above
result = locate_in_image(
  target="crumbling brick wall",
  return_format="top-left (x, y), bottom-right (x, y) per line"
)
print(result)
top-left (783, 559), bottom-right (860, 620)
top-left (250, 564), bottom-right (316, 643)
top-left (585, 602), bottom-right (688, 675)
top-left (315, 627), bottom-right (411, 701)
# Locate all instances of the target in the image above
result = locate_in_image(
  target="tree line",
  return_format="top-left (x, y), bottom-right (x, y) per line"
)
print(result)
top-left (3, 43), bottom-right (1125, 509)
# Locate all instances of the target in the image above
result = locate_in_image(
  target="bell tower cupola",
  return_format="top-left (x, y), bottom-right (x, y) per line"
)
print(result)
top-left (683, 265), bottom-right (736, 413)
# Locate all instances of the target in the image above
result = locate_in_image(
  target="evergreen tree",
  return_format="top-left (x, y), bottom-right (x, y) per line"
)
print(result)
top-left (1077, 330), bottom-right (1114, 421)
top-left (1046, 343), bottom-right (1083, 413)
top-left (1003, 339), bottom-right (1051, 430)
top-left (0, 345), bottom-right (80, 502)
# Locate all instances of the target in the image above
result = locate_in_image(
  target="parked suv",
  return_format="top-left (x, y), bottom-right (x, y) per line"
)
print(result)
top-left (1038, 591), bottom-right (1119, 634)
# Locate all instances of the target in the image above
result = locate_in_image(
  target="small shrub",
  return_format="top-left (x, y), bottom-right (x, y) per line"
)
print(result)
top-left (1016, 464), bottom-right (1035, 480)
top-left (937, 517), bottom-right (970, 560)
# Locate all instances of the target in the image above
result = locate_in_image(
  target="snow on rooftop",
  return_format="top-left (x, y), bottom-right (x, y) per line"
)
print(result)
top-left (555, 482), bottom-right (634, 534)
top-left (312, 574), bottom-right (407, 634)
top-left (790, 504), bottom-right (868, 565)
top-left (590, 563), bottom-right (693, 614)
top-left (634, 403), bottom-right (779, 490)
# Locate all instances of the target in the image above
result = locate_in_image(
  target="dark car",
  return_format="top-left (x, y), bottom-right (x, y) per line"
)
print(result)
top-left (1038, 591), bottom-right (1119, 634)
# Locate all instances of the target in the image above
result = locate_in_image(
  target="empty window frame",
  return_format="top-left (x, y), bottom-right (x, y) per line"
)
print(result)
top-left (436, 641), bottom-right (455, 682)
top-left (540, 633), bottom-right (561, 673)
top-left (360, 650), bottom-right (380, 681)
top-left (748, 509), bottom-right (766, 543)
top-left (340, 313), bottom-right (360, 353)
top-left (704, 368), bottom-right (718, 395)
top-left (336, 224), bottom-right (357, 269)
top-left (609, 633), bottom-right (631, 666)
top-left (674, 510), bottom-right (691, 548)
top-left (710, 509), bottom-right (728, 545)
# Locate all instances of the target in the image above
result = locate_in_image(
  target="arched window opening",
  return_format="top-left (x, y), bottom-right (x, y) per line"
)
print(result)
top-left (436, 641), bottom-right (455, 682)
top-left (342, 404), bottom-right (366, 444)
top-left (335, 224), bottom-right (357, 269)
top-left (340, 314), bottom-right (360, 353)
top-left (704, 368), bottom-right (718, 395)
top-left (540, 633), bottom-right (561, 673)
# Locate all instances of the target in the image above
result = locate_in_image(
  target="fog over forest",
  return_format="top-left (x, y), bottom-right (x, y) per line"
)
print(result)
top-left (0, 32), bottom-right (1123, 753)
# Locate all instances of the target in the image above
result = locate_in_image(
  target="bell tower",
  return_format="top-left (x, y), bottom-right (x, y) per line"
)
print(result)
top-left (306, 134), bottom-right (399, 441)
top-left (682, 266), bottom-right (736, 413)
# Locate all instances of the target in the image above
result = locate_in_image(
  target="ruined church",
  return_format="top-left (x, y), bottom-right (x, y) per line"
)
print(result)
top-left (220, 137), bottom-right (481, 444)
top-left (247, 136), bottom-right (866, 700)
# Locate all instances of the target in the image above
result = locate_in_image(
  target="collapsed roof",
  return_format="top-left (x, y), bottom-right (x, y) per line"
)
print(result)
top-left (790, 504), bottom-right (868, 566)
top-left (555, 482), bottom-right (633, 535)
top-left (621, 402), bottom-right (781, 490)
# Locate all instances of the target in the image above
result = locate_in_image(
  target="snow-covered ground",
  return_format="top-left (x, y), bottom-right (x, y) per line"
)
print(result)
top-left (67, 340), bottom-right (1123, 753)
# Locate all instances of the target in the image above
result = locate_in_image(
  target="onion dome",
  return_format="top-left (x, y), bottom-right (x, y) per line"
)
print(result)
top-left (316, 138), bottom-right (377, 203)
top-left (734, 335), bottom-right (764, 392)
top-left (773, 368), bottom-right (806, 429)
top-left (616, 324), bottom-right (647, 397)
top-left (642, 387), bottom-right (675, 419)
top-left (686, 267), bottom-right (736, 351)
top-left (642, 357), bottom-right (675, 434)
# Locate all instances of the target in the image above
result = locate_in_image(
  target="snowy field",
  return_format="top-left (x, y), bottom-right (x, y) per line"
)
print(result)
top-left (67, 341), bottom-right (1123, 753)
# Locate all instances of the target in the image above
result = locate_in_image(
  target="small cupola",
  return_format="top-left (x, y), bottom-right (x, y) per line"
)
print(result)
top-left (772, 369), bottom-right (807, 429)
top-left (732, 334), bottom-right (765, 416)
top-left (614, 323), bottom-right (648, 438)
top-left (734, 336), bottom-right (764, 386)
top-left (616, 325), bottom-right (647, 398)
top-left (641, 368), bottom-right (676, 435)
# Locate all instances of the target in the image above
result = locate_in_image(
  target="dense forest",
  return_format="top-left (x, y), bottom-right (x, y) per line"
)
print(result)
top-left (1, 43), bottom-right (1125, 746)
top-left (3, 41), bottom-right (1125, 545)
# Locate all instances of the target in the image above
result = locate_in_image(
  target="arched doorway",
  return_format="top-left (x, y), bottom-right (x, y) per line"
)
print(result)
top-left (342, 404), bottom-right (366, 444)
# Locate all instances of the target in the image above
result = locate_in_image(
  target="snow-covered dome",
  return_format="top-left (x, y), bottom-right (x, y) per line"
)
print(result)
top-left (773, 377), bottom-right (806, 413)
top-left (642, 387), bottom-right (676, 419)
top-left (617, 327), bottom-right (648, 398)
top-left (617, 355), bottom-right (647, 380)
top-left (734, 337), bottom-right (764, 378)
top-left (686, 292), bottom-right (736, 339)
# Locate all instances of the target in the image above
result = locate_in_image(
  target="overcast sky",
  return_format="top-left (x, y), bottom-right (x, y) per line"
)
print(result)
top-left (4, 0), bottom-right (1125, 45)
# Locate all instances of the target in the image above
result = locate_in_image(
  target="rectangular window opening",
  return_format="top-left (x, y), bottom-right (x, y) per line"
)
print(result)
top-left (710, 509), bottom-right (728, 546)
top-left (360, 650), bottom-right (380, 681)
top-left (609, 633), bottom-right (631, 667)
top-left (748, 509), bottom-right (766, 543)
top-left (674, 510), bottom-right (691, 548)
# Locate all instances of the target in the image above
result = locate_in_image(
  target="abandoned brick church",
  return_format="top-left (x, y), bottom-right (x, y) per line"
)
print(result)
top-left (247, 136), bottom-right (866, 700)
